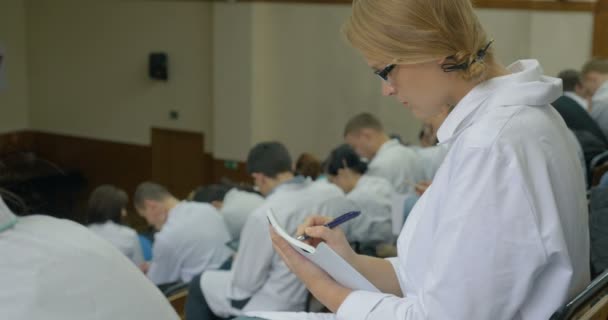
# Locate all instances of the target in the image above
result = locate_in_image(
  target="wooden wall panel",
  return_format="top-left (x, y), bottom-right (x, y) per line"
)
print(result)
top-left (594, 0), bottom-right (608, 57)
top-left (237, 0), bottom-right (595, 11)
top-left (211, 158), bottom-right (251, 185)
top-left (0, 130), bottom-right (250, 226)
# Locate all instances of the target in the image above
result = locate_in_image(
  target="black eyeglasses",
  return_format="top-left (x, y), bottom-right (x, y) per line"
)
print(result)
top-left (374, 64), bottom-right (396, 81)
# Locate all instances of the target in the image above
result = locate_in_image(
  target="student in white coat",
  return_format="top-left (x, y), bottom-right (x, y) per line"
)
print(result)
top-left (324, 144), bottom-right (393, 245)
top-left (86, 185), bottom-right (144, 266)
top-left (135, 182), bottom-right (233, 286)
top-left (0, 192), bottom-right (180, 320)
top-left (193, 184), bottom-right (264, 242)
top-left (250, 1), bottom-right (590, 319)
top-left (186, 142), bottom-right (343, 320)
top-left (583, 59), bottom-right (608, 138)
top-left (344, 112), bottom-right (424, 192)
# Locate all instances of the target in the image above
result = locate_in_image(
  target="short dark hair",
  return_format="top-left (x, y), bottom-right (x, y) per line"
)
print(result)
top-left (192, 184), bottom-right (232, 203)
top-left (87, 185), bottom-right (129, 224)
top-left (582, 58), bottom-right (608, 76)
top-left (557, 69), bottom-right (582, 92)
top-left (343, 112), bottom-right (384, 137)
top-left (246, 142), bottom-right (293, 178)
top-left (325, 144), bottom-right (368, 176)
top-left (295, 153), bottom-right (322, 180)
top-left (134, 182), bottom-right (172, 209)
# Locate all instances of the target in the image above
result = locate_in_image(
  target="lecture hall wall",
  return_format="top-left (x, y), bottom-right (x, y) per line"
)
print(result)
top-left (0, 0), bottom-right (29, 134)
top-left (0, 0), bottom-right (596, 163)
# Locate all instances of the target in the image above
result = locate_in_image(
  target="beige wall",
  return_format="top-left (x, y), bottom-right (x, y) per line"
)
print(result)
top-left (0, 0), bottom-right (29, 133)
top-left (27, 0), bottom-right (214, 148)
top-left (529, 11), bottom-right (593, 77)
top-left (213, 4), bottom-right (594, 161)
top-left (212, 3), bottom-right (254, 160)
top-left (12, 1), bottom-right (595, 160)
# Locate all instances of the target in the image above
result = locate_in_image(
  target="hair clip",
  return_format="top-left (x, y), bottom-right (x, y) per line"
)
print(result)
top-left (441, 40), bottom-right (494, 73)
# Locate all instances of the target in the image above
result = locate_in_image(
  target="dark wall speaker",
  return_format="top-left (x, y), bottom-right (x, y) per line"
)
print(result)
top-left (149, 52), bottom-right (168, 81)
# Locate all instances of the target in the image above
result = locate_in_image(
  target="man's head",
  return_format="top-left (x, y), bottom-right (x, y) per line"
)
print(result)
top-left (191, 184), bottom-right (232, 209)
top-left (581, 58), bottom-right (608, 97)
top-left (558, 69), bottom-right (587, 98)
top-left (343, 112), bottom-right (388, 159)
top-left (247, 142), bottom-right (293, 196)
top-left (134, 182), bottom-right (174, 230)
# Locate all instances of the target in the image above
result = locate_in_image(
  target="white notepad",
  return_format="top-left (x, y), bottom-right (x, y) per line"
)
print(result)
top-left (267, 209), bottom-right (379, 293)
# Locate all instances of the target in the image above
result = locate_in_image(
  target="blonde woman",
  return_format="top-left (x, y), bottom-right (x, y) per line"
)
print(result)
top-left (249, 0), bottom-right (591, 319)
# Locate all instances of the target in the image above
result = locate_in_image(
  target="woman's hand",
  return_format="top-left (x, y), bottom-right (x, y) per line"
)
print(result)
top-left (295, 215), bottom-right (358, 265)
top-left (270, 227), bottom-right (352, 312)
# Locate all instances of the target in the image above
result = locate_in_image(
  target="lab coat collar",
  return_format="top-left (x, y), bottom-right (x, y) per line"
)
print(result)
top-left (266, 175), bottom-right (307, 197)
top-left (437, 59), bottom-right (562, 144)
top-left (0, 196), bottom-right (18, 233)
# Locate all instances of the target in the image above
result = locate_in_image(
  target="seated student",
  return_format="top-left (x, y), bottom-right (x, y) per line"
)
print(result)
top-left (295, 153), bottom-right (323, 181)
top-left (324, 144), bottom-right (393, 244)
top-left (192, 184), bottom-right (264, 242)
top-left (344, 112), bottom-right (424, 192)
top-left (135, 182), bottom-right (233, 286)
top-left (86, 184), bottom-right (144, 266)
top-left (249, 0), bottom-right (590, 318)
top-left (553, 69), bottom-right (608, 177)
top-left (186, 142), bottom-right (343, 320)
top-left (583, 59), bottom-right (608, 138)
top-left (0, 191), bottom-right (180, 320)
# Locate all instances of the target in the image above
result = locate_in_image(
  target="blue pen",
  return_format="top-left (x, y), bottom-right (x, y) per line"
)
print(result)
top-left (296, 211), bottom-right (361, 241)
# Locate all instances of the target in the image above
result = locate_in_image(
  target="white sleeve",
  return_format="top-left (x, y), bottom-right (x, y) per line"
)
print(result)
top-left (229, 213), bottom-right (274, 300)
top-left (337, 147), bottom-right (547, 320)
top-left (147, 237), bottom-right (180, 285)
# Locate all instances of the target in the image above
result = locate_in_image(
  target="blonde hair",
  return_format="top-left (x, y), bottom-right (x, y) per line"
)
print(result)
top-left (343, 0), bottom-right (494, 81)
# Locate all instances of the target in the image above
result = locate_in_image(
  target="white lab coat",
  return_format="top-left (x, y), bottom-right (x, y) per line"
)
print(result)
top-left (343, 175), bottom-right (393, 244)
top-left (367, 139), bottom-right (425, 192)
top-left (0, 198), bottom-right (179, 320)
top-left (248, 60), bottom-right (591, 320)
top-left (590, 81), bottom-right (608, 138)
top-left (200, 178), bottom-right (343, 317)
top-left (221, 188), bottom-right (265, 240)
top-left (148, 201), bottom-right (232, 285)
top-left (413, 144), bottom-right (449, 181)
top-left (88, 221), bottom-right (144, 265)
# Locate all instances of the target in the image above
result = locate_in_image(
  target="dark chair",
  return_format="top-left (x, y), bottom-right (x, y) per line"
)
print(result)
top-left (550, 269), bottom-right (608, 320)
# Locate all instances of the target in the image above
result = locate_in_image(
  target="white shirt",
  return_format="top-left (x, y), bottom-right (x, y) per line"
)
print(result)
top-left (148, 201), bottom-right (232, 285)
top-left (0, 199), bottom-right (179, 320)
top-left (343, 175), bottom-right (394, 244)
top-left (564, 91), bottom-right (589, 111)
top-left (413, 144), bottom-right (449, 181)
top-left (367, 139), bottom-right (425, 192)
top-left (248, 60), bottom-right (591, 320)
top-left (200, 178), bottom-right (343, 317)
top-left (88, 221), bottom-right (144, 265)
top-left (337, 59), bottom-right (590, 320)
top-left (221, 188), bottom-right (264, 240)
top-left (591, 81), bottom-right (608, 138)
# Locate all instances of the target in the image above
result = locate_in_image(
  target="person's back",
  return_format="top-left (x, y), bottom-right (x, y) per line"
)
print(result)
top-left (201, 178), bottom-right (343, 317)
top-left (413, 144), bottom-right (449, 181)
top-left (149, 201), bottom-right (232, 285)
top-left (344, 113), bottom-right (425, 192)
top-left (367, 139), bottom-right (425, 191)
top-left (345, 175), bottom-right (393, 244)
top-left (221, 188), bottom-right (264, 240)
top-left (88, 221), bottom-right (144, 265)
top-left (0, 200), bottom-right (179, 320)
top-left (583, 59), bottom-right (608, 139)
